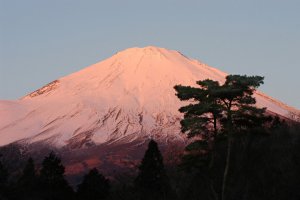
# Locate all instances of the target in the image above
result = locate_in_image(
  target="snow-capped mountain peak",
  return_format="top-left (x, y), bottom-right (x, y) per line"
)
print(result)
top-left (0, 46), bottom-right (299, 147)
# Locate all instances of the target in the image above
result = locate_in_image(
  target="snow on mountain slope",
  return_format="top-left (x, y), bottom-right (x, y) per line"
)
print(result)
top-left (0, 46), bottom-right (299, 147)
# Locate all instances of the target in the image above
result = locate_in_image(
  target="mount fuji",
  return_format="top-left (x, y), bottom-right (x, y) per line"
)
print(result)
top-left (0, 46), bottom-right (299, 174)
top-left (1, 46), bottom-right (299, 147)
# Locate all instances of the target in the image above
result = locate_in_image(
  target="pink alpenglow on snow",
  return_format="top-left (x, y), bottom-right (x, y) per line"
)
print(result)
top-left (0, 46), bottom-right (299, 147)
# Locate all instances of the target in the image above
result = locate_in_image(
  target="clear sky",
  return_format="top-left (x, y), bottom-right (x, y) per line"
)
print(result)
top-left (0, 0), bottom-right (299, 109)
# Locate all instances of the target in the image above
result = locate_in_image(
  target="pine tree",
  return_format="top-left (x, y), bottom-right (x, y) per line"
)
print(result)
top-left (174, 79), bottom-right (223, 139)
top-left (13, 157), bottom-right (38, 199)
top-left (175, 79), bottom-right (223, 172)
top-left (0, 155), bottom-right (8, 199)
top-left (38, 151), bottom-right (73, 200)
top-left (19, 157), bottom-right (36, 184)
top-left (77, 168), bottom-right (110, 200)
top-left (0, 158), bottom-right (7, 187)
top-left (135, 140), bottom-right (172, 199)
top-left (175, 74), bottom-right (270, 200)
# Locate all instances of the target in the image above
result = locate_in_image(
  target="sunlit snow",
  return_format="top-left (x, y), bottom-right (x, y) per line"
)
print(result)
top-left (0, 46), bottom-right (299, 147)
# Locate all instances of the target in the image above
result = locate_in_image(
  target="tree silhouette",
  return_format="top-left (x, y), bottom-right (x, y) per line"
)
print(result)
top-left (135, 140), bottom-right (172, 199)
top-left (19, 157), bottom-right (36, 184)
top-left (38, 151), bottom-right (73, 200)
top-left (77, 168), bottom-right (110, 200)
top-left (175, 74), bottom-right (270, 200)
top-left (175, 79), bottom-right (223, 140)
top-left (0, 158), bottom-right (7, 186)
top-left (0, 155), bottom-right (8, 199)
top-left (15, 157), bottom-right (38, 199)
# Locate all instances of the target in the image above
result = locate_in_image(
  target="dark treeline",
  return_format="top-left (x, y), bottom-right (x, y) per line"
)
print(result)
top-left (0, 123), bottom-right (299, 200)
top-left (172, 74), bottom-right (300, 200)
top-left (180, 122), bottom-right (300, 200)
top-left (0, 150), bottom-right (110, 200)
top-left (0, 139), bottom-right (174, 200)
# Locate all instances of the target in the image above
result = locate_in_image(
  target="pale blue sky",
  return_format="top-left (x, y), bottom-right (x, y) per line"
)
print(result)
top-left (0, 0), bottom-right (299, 109)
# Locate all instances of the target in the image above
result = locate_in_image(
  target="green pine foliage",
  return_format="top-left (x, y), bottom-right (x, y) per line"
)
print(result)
top-left (174, 75), bottom-right (269, 139)
top-left (175, 79), bottom-right (223, 139)
top-left (175, 74), bottom-right (271, 200)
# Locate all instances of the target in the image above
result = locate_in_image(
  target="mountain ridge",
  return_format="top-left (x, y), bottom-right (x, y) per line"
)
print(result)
top-left (0, 46), bottom-right (299, 148)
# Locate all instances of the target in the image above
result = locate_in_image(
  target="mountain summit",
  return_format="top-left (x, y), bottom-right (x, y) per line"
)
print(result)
top-left (0, 46), bottom-right (299, 148)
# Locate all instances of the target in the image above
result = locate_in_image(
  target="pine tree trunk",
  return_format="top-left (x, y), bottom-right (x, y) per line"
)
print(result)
top-left (209, 179), bottom-right (218, 200)
top-left (208, 137), bottom-right (216, 170)
top-left (221, 136), bottom-right (233, 200)
top-left (209, 114), bottom-right (217, 170)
